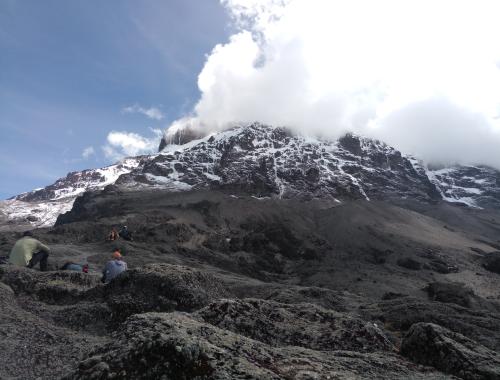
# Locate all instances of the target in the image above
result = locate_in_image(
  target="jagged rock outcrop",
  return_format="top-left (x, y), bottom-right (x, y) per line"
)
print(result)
top-left (401, 322), bottom-right (500, 379)
top-left (158, 125), bottom-right (206, 151)
top-left (67, 312), bottom-right (450, 380)
top-left (104, 264), bottom-right (229, 323)
top-left (120, 124), bottom-right (442, 203)
top-left (364, 297), bottom-right (500, 352)
top-left (194, 298), bottom-right (395, 352)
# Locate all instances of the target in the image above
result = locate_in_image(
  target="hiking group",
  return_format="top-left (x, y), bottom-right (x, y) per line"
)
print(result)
top-left (6, 227), bottom-right (130, 283)
top-left (108, 226), bottom-right (133, 241)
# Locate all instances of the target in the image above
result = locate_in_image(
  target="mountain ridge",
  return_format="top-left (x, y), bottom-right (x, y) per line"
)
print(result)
top-left (1, 123), bottom-right (499, 229)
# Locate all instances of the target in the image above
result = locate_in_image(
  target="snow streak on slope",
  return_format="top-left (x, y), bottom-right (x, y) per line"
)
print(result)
top-left (427, 165), bottom-right (500, 209)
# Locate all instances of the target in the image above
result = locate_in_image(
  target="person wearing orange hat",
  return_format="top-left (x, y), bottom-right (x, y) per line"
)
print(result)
top-left (101, 249), bottom-right (128, 283)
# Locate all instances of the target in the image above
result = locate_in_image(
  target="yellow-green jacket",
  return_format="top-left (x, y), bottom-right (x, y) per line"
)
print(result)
top-left (9, 237), bottom-right (50, 267)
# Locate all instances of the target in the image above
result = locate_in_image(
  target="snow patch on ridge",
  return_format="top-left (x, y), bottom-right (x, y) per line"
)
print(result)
top-left (426, 167), bottom-right (483, 208)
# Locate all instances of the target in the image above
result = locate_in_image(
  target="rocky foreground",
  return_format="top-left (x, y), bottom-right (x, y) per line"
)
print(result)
top-left (1, 189), bottom-right (500, 379)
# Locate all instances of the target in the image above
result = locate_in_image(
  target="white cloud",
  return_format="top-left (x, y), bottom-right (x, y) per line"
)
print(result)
top-left (82, 146), bottom-right (95, 159)
top-left (102, 129), bottom-right (163, 161)
top-left (122, 104), bottom-right (165, 120)
top-left (166, 0), bottom-right (500, 168)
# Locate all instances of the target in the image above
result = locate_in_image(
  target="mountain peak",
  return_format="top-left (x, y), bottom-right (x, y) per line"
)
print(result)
top-left (1, 123), bottom-right (499, 229)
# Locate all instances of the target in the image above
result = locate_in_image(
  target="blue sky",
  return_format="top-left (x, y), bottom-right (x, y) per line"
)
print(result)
top-left (0, 0), bottom-right (230, 199)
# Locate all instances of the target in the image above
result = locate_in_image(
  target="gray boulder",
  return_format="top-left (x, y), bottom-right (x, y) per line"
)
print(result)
top-left (426, 282), bottom-right (475, 308)
top-left (104, 263), bottom-right (229, 323)
top-left (483, 251), bottom-right (500, 274)
top-left (401, 322), bottom-right (500, 379)
top-left (364, 297), bottom-right (500, 352)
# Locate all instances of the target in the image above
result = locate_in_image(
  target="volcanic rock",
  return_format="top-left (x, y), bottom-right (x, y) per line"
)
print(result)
top-left (0, 269), bottom-right (107, 380)
top-left (104, 263), bottom-right (229, 323)
top-left (365, 297), bottom-right (500, 352)
top-left (425, 282), bottom-right (475, 308)
top-left (401, 322), bottom-right (500, 379)
top-left (0, 265), bottom-right (102, 304)
top-left (68, 312), bottom-right (451, 380)
top-left (483, 251), bottom-right (500, 274)
top-left (194, 298), bottom-right (394, 352)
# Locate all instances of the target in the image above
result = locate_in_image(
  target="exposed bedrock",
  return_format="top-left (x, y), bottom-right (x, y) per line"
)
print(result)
top-left (103, 263), bottom-right (230, 324)
top-left (401, 322), bottom-right (500, 380)
top-left (67, 312), bottom-right (451, 380)
top-left (194, 298), bottom-right (395, 353)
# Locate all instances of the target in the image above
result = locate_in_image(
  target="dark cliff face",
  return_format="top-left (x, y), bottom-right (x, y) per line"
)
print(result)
top-left (158, 126), bottom-right (206, 152)
top-left (124, 123), bottom-right (442, 203)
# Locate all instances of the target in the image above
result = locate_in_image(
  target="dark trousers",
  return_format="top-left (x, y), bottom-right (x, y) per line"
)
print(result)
top-left (28, 251), bottom-right (49, 271)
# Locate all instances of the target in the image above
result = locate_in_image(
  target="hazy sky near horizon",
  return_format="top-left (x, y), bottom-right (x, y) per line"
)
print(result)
top-left (2, 0), bottom-right (500, 199)
top-left (0, 0), bottom-right (229, 199)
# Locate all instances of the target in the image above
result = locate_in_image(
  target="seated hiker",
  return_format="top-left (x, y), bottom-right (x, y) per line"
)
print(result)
top-left (118, 225), bottom-right (133, 241)
top-left (107, 228), bottom-right (118, 241)
top-left (60, 262), bottom-right (89, 273)
top-left (101, 250), bottom-right (127, 283)
top-left (9, 231), bottom-right (51, 271)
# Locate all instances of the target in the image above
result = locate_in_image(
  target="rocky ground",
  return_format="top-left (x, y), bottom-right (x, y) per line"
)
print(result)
top-left (1, 188), bottom-right (500, 379)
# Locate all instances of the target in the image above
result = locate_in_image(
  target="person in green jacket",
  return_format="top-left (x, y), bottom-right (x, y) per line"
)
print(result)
top-left (9, 231), bottom-right (51, 271)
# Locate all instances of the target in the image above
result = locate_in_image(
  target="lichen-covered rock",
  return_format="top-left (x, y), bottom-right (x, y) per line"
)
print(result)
top-left (364, 297), bottom-right (500, 352)
top-left (19, 300), bottom-right (112, 334)
top-left (0, 269), bottom-right (107, 380)
top-left (195, 298), bottom-right (395, 352)
top-left (401, 322), bottom-right (500, 380)
top-left (0, 265), bottom-right (102, 304)
top-left (104, 263), bottom-right (229, 323)
top-left (68, 312), bottom-right (452, 380)
top-left (0, 281), bottom-right (14, 303)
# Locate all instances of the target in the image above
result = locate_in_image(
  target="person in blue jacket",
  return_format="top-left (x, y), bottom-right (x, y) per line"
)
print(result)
top-left (101, 250), bottom-right (127, 283)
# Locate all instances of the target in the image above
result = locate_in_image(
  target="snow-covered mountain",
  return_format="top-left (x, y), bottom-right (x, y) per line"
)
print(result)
top-left (0, 158), bottom-right (141, 228)
top-left (1, 123), bottom-right (499, 228)
top-left (119, 124), bottom-right (440, 202)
